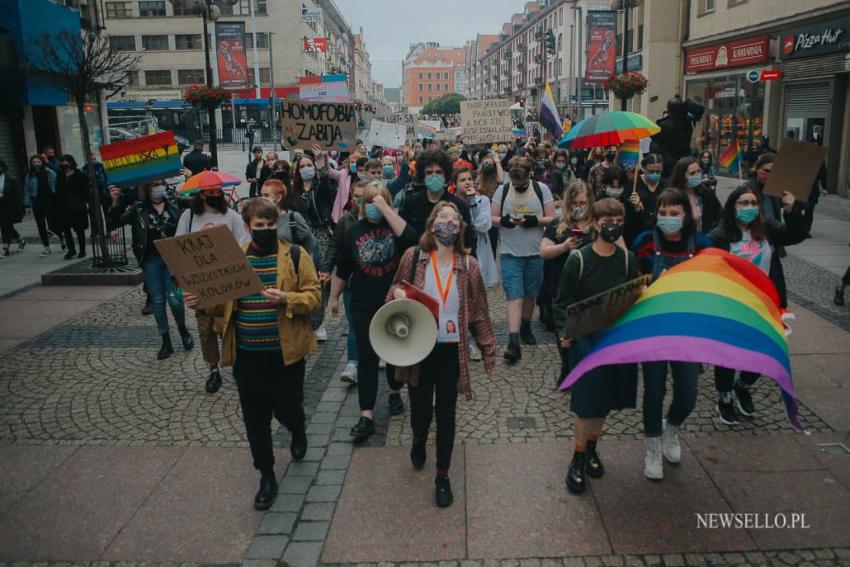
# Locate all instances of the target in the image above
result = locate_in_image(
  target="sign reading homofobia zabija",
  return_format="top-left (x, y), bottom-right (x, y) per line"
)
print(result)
top-left (280, 101), bottom-right (357, 152)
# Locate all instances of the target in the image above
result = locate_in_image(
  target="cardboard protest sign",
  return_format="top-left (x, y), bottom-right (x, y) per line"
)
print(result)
top-left (414, 120), bottom-right (439, 140)
top-left (280, 101), bottom-right (356, 152)
top-left (763, 138), bottom-right (828, 202)
top-left (563, 275), bottom-right (652, 340)
top-left (364, 120), bottom-right (407, 149)
top-left (154, 225), bottom-right (264, 309)
top-left (99, 131), bottom-right (182, 187)
top-left (460, 99), bottom-right (513, 145)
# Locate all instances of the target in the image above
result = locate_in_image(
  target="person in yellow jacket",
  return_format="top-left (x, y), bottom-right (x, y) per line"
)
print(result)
top-left (185, 198), bottom-right (321, 511)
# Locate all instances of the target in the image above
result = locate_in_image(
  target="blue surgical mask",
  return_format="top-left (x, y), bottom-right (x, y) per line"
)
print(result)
top-left (736, 206), bottom-right (759, 225)
top-left (687, 174), bottom-right (702, 188)
top-left (300, 166), bottom-right (316, 180)
top-left (646, 172), bottom-right (661, 183)
top-left (425, 173), bottom-right (445, 193)
top-left (657, 214), bottom-right (683, 235)
top-left (364, 203), bottom-right (383, 222)
top-left (349, 163), bottom-right (358, 173)
top-left (382, 165), bottom-right (394, 178)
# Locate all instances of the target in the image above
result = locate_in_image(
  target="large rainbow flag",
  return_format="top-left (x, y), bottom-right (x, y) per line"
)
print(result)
top-left (558, 248), bottom-right (801, 430)
top-left (100, 131), bottom-right (182, 187)
top-left (718, 139), bottom-right (742, 174)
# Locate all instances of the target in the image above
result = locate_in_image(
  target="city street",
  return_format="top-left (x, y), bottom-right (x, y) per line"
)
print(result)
top-left (1, 166), bottom-right (849, 565)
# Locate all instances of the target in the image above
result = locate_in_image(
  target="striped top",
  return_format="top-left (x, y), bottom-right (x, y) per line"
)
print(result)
top-left (236, 252), bottom-right (280, 351)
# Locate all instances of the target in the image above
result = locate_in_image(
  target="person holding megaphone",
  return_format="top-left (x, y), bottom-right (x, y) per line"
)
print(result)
top-left (387, 201), bottom-right (496, 508)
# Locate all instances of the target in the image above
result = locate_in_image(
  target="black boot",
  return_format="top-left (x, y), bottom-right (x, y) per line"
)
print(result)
top-left (254, 470), bottom-right (278, 510)
top-left (157, 333), bottom-right (174, 360)
top-left (520, 320), bottom-right (537, 345)
top-left (178, 324), bottom-right (194, 350)
top-left (142, 296), bottom-right (154, 315)
top-left (435, 475), bottom-right (454, 507)
top-left (585, 440), bottom-right (605, 479)
top-left (410, 439), bottom-right (426, 470)
top-left (503, 333), bottom-right (522, 363)
top-left (566, 451), bottom-right (588, 494)
top-left (205, 367), bottom-right (222, 393)
top-left (289, 426), bottom-right (308, 461)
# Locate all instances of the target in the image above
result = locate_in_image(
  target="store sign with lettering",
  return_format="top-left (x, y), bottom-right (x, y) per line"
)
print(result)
top-left (685, 35), bottom-right (769, 73)
top-left (780, 18), bottom-right (850, 60)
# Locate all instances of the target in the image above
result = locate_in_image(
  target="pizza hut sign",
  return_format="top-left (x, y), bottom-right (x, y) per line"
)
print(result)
top-left (685, 35), bottom-right (769, 73)
top-left (780, 18), bottom-right (850, 60)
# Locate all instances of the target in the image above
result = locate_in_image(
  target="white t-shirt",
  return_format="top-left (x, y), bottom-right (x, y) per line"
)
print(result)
top-left (422, 256), bottom-right (460, 344)
top-left (175, 208), bottom-right (250, 243)
top-left (493, 181), bottom-right (554, 257)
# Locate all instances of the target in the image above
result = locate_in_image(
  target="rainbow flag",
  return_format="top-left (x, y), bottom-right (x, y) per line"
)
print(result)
top-left (618, 139), bottom-right (640, 171)
top-left (718, 140), bottom-right (742, 174)
top-left (559, 248), bottom-right (801, 430)
top-left (100, 131), bottom-right (182, 187)
top-left (539, 83), bottom-right (563, 139)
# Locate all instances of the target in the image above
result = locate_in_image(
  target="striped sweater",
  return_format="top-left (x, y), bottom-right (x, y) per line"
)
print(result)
top-left (236, 252), bottom-right (280, 351)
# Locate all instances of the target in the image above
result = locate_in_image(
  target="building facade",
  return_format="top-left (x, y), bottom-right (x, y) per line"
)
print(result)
top-left (683, 0), bottom-right (850, 195)
top-left (401, 42), bottom-right (466, 114)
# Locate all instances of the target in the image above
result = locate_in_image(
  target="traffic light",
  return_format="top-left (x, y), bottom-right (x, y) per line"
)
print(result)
top-left (546, 30), bottom-right (556, 56)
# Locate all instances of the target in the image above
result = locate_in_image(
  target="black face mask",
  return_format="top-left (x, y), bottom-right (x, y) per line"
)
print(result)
top-left (205, 195), bottom-right (226, 209)
top-left (251, 228), bottom-right (278, 253)
top-left (481, 162), bottom-right (496, 175)
top-left (600, 221), bottom-right (624, 243)
top-left (605, 152), bottom-right (617, 162)
top-left (513, 180), bottom-right (530, 192)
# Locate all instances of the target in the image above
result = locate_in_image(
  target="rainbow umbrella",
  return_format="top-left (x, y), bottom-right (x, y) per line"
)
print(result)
top-left (178, 170), bottom-right (242, 194)
top-left (557, 111), bottom-right (660, 149)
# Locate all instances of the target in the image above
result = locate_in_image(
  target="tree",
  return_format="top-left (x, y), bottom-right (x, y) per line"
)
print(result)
top-left (421, 93), bottom-right (467, 116)
top-left (24, 30), bottom-right (140, 264)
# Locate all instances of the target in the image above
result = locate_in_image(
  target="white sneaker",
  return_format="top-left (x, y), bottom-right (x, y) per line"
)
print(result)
top-left (644, 437), bottom-right (663, 480)
top-left (661, 420), bottom-right (681, 464)
top-left (340, 361), bottom-right (357, 384)
top-left (16, 239), bottom-right (26, 252)
top-left (41, 247), bottom-right (52, 257)
top-left (379, 358), bottom-right (386, 369)
top-left (469, 342), bottom-right (482, 361)
top-left (315, 326), bottom-right (328, 342)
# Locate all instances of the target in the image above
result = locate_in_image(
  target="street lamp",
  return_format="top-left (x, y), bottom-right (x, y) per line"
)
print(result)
top-left (168, 0), bottom-right (238, 167)
top-left (609, 0), bottom-right (642, 111)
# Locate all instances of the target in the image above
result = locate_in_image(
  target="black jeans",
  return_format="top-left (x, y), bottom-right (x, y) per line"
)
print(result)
top-left (32, 203), bottom-right (51, 247)
top-left (0, 220), bottom-right (19, 245)
top-left (408, 344), bottom-right (459, 471)
top-left (642, 361), bottom-right (699, 437)
top-left (62, 226), bottom-right (86, 254)
top-left (233, 349), bottom-right (306, 473)
top-left (714, 366), bottom-right (759, 394)
top-left (351, 310), bottom-right (402, 412)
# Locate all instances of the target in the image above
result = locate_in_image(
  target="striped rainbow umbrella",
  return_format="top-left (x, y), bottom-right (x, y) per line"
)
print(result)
top-left (557, 111), bottom-right (660, 149)
top-left (178, 170), bottom-right (242, 194)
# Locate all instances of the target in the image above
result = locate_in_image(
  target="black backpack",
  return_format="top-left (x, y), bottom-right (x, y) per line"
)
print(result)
top-left (499, 179), bottom-right (546, 212)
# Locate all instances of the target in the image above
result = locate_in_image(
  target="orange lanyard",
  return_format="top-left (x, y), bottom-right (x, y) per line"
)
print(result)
top-left (430, 252), bottom-right (454, 310)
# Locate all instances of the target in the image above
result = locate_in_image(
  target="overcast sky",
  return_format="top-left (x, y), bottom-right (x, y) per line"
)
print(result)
top-left (334, 0), bottom-right (523, 89)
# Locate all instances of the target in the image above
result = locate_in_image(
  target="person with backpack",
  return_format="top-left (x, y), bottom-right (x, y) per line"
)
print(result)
top-left (184, 198), bottom-right (321, 511)
top-left (491, 155), bottom-right (556, 363)
top-left (259, 179), bottom-right (318, 261)
top-left (387, 201), bottom-right (496, 507)
top-left (553, 197), bottom-right (639, 495)
top-left (633, 189), bottom-right (712, 480)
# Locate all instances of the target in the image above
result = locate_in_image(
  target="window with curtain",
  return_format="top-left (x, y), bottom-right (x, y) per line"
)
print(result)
top-left (142, 35), bottom-right (168, 50)
top-left (105, 2), bottom-right (132, 18)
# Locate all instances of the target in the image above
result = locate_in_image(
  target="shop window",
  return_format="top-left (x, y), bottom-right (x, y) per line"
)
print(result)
top-left (175, 34), bottom-right (202, 50)
top-left (145, 70), bottom-right (172, 85)
top-left (142, 35), bottom-right (168, 50)
top-left (178, 69), bottom-right (205, 84)
top-left (698, 0), bottom-right (715, 14)
top-left (109, 35), bottom-right (136, 51)
top-left (105, 2), bottom-right (132, 18)
top-left (138, 1), bottom-right (165, 17)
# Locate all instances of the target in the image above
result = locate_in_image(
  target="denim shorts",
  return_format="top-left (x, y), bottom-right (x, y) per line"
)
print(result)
top-left (500, 254), bottom-right (544, 300)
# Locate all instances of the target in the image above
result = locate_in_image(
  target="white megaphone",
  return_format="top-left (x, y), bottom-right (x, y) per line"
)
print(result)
top-left (369, 299), bottom-right (438, 367)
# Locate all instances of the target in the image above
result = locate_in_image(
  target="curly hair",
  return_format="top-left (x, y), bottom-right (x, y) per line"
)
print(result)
top-left (414, 149), bottom-right (453, 184)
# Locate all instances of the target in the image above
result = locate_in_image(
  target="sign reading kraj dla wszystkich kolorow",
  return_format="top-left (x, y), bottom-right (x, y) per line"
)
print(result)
top-left (460, 99), bottom-right (513, 145)
top-left (280, 101), bottom-right (357, 152)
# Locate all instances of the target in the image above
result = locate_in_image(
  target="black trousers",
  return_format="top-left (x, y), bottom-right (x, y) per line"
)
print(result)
top-left (233, 349), bottom-right (306, 473)
top-left (0, 220), bottom-right (19, 245)
top-left (351, 309), bottom-right (402, 412)
top-left (408, 343), bottom-right (459, 471)
top-left (714, 366), bottom-right (759, 393)
top-left (62, 226), bottom-right (86, 254)
top-left (842, 265), bottom-right (850, 287)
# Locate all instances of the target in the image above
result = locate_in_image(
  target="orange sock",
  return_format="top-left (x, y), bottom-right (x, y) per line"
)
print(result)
top-left (574, 442), bottom-right (586, 453)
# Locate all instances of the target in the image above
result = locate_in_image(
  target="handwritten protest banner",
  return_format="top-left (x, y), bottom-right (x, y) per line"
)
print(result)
top-left (280, 101), bottom-right (356, 152)
top-left (364, 120), bottom-right (407, 149)
top-left (154, 225), bottom-right (264, 309)
top-left (414, 120), bottom-right (440, 140)
top-left (763, 138), bottom-right (828, 202)
top-left (563, 275), bottom-right (652, 340)
top-left (99, 131), bottom-right (182, 187)
top-left (460, 99), bottom-right (513, 145)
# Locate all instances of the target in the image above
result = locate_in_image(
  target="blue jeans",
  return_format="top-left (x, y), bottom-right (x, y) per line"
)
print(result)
top-left (343, 289), bottom-right (358, 362)
top-left (500, 254), bottom-right (544, 300)
top-left (143, 254), bottom-right (186, 335)
top-left (642, 361), bottom-right (699, 437)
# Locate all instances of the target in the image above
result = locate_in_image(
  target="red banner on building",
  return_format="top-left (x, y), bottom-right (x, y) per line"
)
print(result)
top-left (685, 35), bottom-right (770, 74)
top-left (215, 21), bottom-right (250, 92)
top-left (304, 37), bottom-right (328, 53)
top-left (585, 11), bottom-right (617, 84)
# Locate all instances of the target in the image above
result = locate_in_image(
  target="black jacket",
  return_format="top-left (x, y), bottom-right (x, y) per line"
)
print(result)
top-left (183, 149), bottom-right (212, 176)
top-left (651, 100), bottom-right (705, 174)
top-left (0, 174), bottom-right (24, 224)
top-left (399, 185), bottom-right (475, 250)
top-left (328, 209), bottom-right (358, 274)
top-left (109, 198), bottom-right (184, 265)
top-left (708, 207), bottom-right (807, 308)
top-left (293, 174), bottom-right (336, 231)
top-left (55, 169), bottom-right (90, 230)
